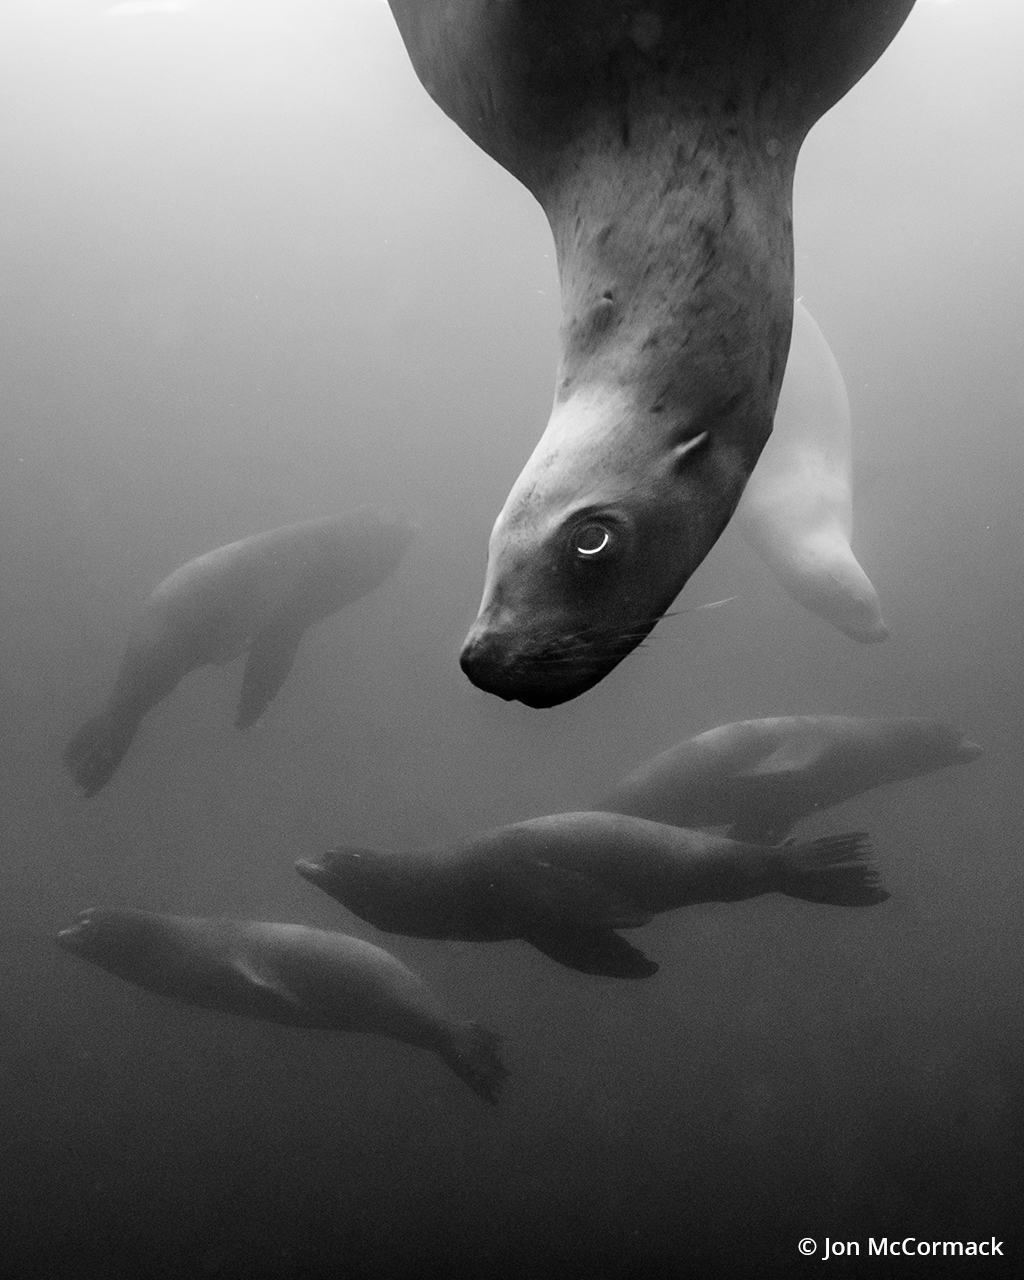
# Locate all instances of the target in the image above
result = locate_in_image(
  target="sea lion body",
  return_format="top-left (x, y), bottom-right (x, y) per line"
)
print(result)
top-left (64, 508), bottom-right (415, 796)
top-left (57, 908), bottom-right (505, 1103)
top-left (385, 0), bottom-right (916, 704)
top-left (736, 300), bottom-right (888, 643)
top-left (599, 715), bottom-right (983, 841)
top-left (298, 811), bottom-right (887, 979)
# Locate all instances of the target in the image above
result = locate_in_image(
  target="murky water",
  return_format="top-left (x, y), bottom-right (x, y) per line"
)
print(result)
top-left (1, 2), bottom-right (1022, 1276)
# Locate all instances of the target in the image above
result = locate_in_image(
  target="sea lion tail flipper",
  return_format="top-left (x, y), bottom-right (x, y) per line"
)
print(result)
top-left (779, 832), bottom-right (889, 907)
top-left (439, 1023), bottom-right (507, 1105)
top-left (235, 622), bottom-right (306, 729)
top-left (524, 930), bottom-right (658, 979)
top-left (62, 711), bottom-right (138, 797)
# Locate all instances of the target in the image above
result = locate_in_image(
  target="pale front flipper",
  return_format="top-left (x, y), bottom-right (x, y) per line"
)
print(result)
top-left (235, 619), bottom-right (307, 729)
top-left (735, 300), bottom-right (888, 643)
top-left (63, 709), bottom-right (143, 798)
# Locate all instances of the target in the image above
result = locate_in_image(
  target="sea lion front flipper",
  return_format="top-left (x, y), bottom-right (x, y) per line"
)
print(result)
top-left (736, 740), bottom-right (820, 778)
top-left (504, 859), bottom-right (652, 932)
top-left (235, 621), bottom-right (307, 729)
top-left (229, 954), bottom-right (305, 1011)
top-left (725, 817), bottom-right (796, 844)
top-left (63, 711), bottom-right (141, 798)
top-left (524, 930), bottom-right (658, 979)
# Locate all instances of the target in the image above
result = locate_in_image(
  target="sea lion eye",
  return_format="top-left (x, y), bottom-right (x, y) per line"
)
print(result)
top-left (574, 523), bottom-right (612, 559)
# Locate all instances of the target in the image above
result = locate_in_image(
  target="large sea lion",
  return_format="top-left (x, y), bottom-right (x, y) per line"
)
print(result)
top-left (63, 508), bottom-right (415, 797)
top-left (383, 0), bottom-right (917, 705)
top-left (297, 813), bottom-right (887, 980)
top-left (598, 715), bottom-right (983, 842)
top-left (57, 908), bottom-right (505, 1104)
top-left (735, 300), bottom-right (888, 642)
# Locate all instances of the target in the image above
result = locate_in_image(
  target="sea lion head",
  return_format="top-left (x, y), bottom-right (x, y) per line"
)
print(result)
top-left (889, 718), bottom-right (985, 772)
top-left (388, 0), bottom-right (918, 711)
top-left (296, 848), bottom-right (410, 930)
top-left (56, 907), bottom-right (169, 975)
top-left (460, 381), bottom-right (760, 708)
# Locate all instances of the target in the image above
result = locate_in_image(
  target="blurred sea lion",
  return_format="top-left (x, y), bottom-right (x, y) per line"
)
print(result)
top-left (57, 908), bottom-right (505, 1104)
top-left (63, 509), bottom-right (415, 797)
top-left (385, 0), bottom-right (917, 705)
top-left (297, 813), bottom-right (886, 980)
top-left (735, 300), bottom-right (888, 643)
top-left (599, 715), bottom-right (983, 842)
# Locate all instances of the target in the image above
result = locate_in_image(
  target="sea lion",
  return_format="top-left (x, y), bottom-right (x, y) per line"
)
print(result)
top-left (297, 813), bottom-right (887, 980)
top-left (598, 715), bottom-right (983, 842)
top-left (63, 508), bottom-right (415, 797)
top-left (383, 0), bottom-right (917, 705)
top-left (735, 300), bottom-right (888, 642)
top-left (57, 908), bottom-right (505, 1104)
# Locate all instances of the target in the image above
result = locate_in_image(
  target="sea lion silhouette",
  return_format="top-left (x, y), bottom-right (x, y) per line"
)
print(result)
top-left (63, 508), bottom-right (415, 796)
top-left (599, 715), bottom-right (983, 842)
top-left (298, 812), bottom-right (887, 980)
top-left (383, 0), bottom-right (917, 704)
top-left (736, 300), bottom-right (888, 643)
top-left (57, 908), bottom-right (505, 1104)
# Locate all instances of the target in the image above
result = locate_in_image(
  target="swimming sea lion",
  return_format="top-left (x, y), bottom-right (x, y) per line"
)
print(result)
top-left (297, 813), bottom-right (887, 980)
top-left (57, 908), bottom-right (505, 1104)
top-left (384, 0), bottom-right (917, 705)
top-left (598, 715), bottom-right (983, 842)
top-left (735, 300), bottom-right (888, 642)
top-left (63, 508), bottom-right (415, 797)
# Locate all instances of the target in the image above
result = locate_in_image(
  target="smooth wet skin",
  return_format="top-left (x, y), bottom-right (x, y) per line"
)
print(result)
top-left (57, 908), bottom-right (506, 1103)
top-left (297, 811), bottom-right (889, 979)
top-left (598, 715), bottom-right (984, 841)
top-left (736, 301), bottom-right (889, 643)
top-left (63, 508), bottom-right (415, 796)
top-left (387, 0), bottom-right (917, 704)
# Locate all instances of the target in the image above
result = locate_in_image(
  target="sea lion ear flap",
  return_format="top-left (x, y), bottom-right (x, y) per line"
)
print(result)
top-left (669, 431), bottom-right (709, 471)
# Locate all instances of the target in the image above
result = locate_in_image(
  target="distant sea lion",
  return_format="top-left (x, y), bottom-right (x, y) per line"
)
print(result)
top-left (63, 508), bottom-right (415, 796)
top-left (383, 1), bottom-right (916, 705)
top-left (57, 908), bottom-right (505, 1104)
top-left (297, 813), bottom-right (887, 980)
top-left (599, 715), bottom-right (983, 842)
top-left (735, 301), bottom-right (888, 643)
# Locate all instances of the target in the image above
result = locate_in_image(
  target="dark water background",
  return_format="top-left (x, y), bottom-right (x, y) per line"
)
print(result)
top-left (1, 1), bottom-right (1022, 1276)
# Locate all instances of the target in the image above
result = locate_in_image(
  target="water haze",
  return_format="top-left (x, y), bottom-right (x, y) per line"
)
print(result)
top-left (1, 1), bottom-right (1022, 1276)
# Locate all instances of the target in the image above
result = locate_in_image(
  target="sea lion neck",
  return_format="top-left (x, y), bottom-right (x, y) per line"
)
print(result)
top-left (459, 124), bottom-right (795, 707)
top-left (545, 121), bottom-right (796, 443)
top-left (389, 0), bottom-right (916, 707)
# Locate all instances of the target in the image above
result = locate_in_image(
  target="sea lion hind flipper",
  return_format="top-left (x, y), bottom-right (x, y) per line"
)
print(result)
top-left (505, 859), bottom-right (651, 931)
top-left (235, 621), bottom-right (306, 729)
top-left (524, 930), bottom-right (658, 979)
top-left (62, 711), bottom-right (138, 798)
top-left (779, 832), bottom-right (889, 907)
top-left (438, 1023), bottom-right (507, 1105)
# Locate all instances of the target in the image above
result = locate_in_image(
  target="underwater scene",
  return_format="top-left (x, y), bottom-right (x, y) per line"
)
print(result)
top-left (1, 1), bottom-right (1022, 1276)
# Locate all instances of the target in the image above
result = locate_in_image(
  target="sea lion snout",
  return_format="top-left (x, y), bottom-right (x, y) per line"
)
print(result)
top-left (459, 617), bottom-right (605, 708)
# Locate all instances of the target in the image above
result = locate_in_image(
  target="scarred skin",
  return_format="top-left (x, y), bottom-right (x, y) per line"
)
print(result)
top-left (386, 0), bottom-right (917, 706)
